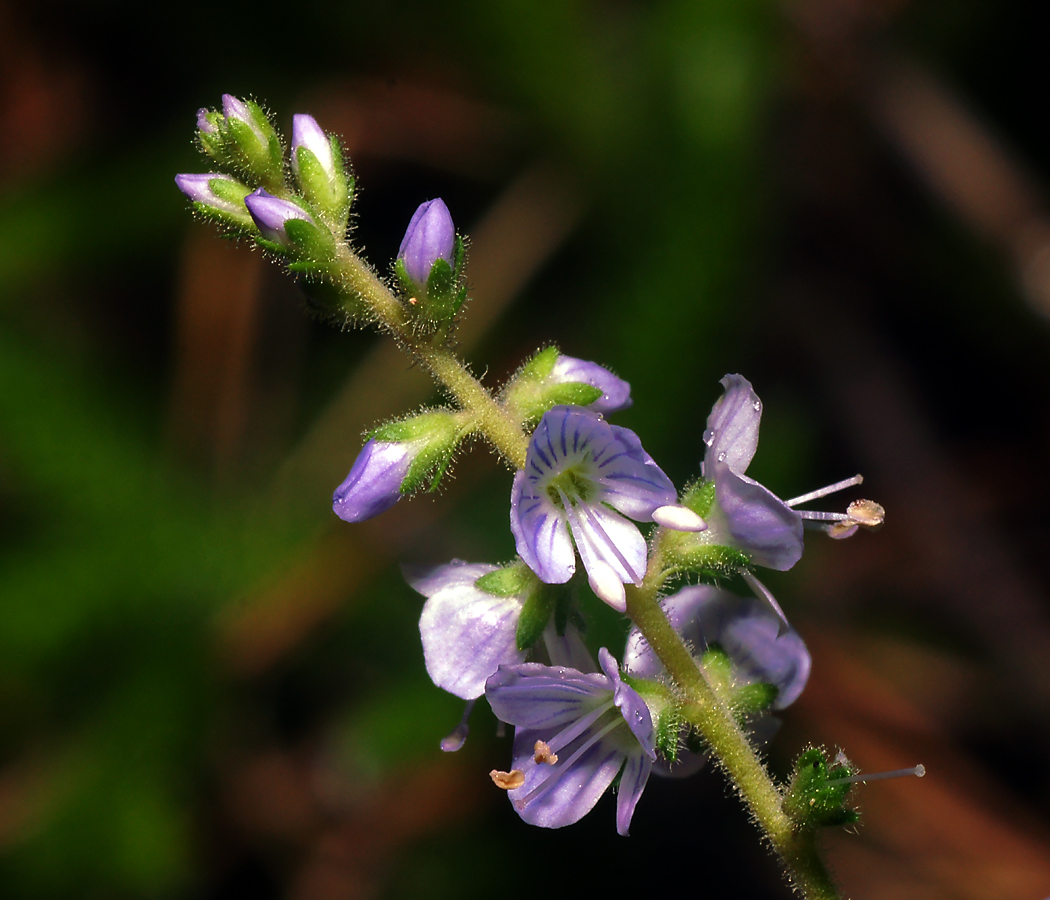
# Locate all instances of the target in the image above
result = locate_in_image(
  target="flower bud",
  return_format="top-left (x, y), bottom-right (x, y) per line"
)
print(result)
top-left (291, 113), bottom-right (351, 226)
top-left (398, 198), bottom-right (455, 285)
top-left (195, 94), bottom-right (283, 190)
top-left (332, 438), bottom-right (421, 522)
top-left (332, 410), bottom-right (463, 522)
top-left (174, 173), bottom-right (253, 229)
top-left (243, 188), bottom-right (314, 246)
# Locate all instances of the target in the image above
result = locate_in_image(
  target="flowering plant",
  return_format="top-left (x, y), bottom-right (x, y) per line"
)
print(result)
top-left (176, 96), bottom-right (904, 900)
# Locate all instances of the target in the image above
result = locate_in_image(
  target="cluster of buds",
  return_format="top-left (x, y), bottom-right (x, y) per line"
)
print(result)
top-left (176, 96), bottom-right (470, 333)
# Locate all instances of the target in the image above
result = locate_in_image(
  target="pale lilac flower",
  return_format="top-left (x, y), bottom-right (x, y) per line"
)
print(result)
top-left (702, 374), bottom-right (804, 571)
top-left (291, 113), bottom-right (335, 179)
top-left (485, 647), bottom-right (656, 835)
top-left (398, 198), bottom-right (455, 284)
top-left (174, 173), bottom-right (248, 218)
top-left (510, 406), bottom-right (677, 612)
top-left (548, 355), bottom-right (632, 414)
top-left (624, 585), bottom-right (810, 776)
top-left (332, 438), bottom-right (419, 522)
top-left (408, 561), bottom-right (529, 701)
top-left (624, 585), bottom-right (810, 709)
top-left (243, 188), bottom-right (314, 245)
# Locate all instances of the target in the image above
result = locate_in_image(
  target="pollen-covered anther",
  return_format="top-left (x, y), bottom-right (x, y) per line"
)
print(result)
top-left (490, 769), bottom-right (526, 790)
top-left (533, 740), bottom-right (559, 765)
top-left (846, 499), bottom-right (885, 528)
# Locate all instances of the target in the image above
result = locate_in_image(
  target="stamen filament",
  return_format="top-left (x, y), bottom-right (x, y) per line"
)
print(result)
top-left (784, 475), bottom-right (863, 508)
top-left (797, 510), bottom-right (851, 522)
top-left (516, 713), bottom-right (623, 808)
top-left (825, 764), bottom-right (925, 786)
top-left (544, 699), bottom-right (616, 756)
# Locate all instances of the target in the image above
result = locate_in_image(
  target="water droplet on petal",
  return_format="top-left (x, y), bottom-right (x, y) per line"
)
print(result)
top-left (752, 400), bottom-right (761, 412)
top-left (703, 429), bottom-right (715, 447)
top-left (717, 450), bottom-right (727, 463)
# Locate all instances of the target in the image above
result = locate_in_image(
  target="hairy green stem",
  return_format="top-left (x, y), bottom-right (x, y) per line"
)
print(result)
top-left (331, 245), bottom-right (529, 468)
top-left (625, 547), bottom-right (840, 900)
top-left (326, 241), bottom-right (836, 898)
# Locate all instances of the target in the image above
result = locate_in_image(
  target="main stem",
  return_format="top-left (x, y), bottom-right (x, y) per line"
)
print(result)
top-left (331, 243), bottom-right (836, 898)
top-left (333, 246), bottom-right (528, 468)
top-left (625, 555), bottom-right (840, 900)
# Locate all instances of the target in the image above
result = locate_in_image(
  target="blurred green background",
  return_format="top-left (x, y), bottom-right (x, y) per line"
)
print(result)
top-left (3, 1), bottom-right (1050, 898)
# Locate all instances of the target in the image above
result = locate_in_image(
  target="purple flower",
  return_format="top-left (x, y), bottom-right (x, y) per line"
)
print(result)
top-left (702, 375), bottom-right (804, 570)
top-left (174, 173), bottom-right (250, 220)
top-left (510, 406), bottom-right (677, 612)
top-left (291, 113), bottom-right (335, 180)
top-left (332, 438), bottom-right (419, 522)
top-left (196, 108), bottom-right (218, 134)
top-left (485, 648), bottom-right (656, 835)
top-left (408, 561), bottom-right (529, 700)
top-left (548, 355), bottom-right (632, 414)
top-left (624, 585), bottom-right (810, 776)
top-left (222, 93), bottom-right (267, 143)
top-left (398, 198), bottom-right (455, 284)
top-left (243, 188), bottom-right (314, 245)
top-left (624, 585), bottom-right (810, 709)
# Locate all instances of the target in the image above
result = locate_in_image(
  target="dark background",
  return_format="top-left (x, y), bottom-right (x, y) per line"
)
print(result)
top-left (2, 1), bottom-right (1050, 897)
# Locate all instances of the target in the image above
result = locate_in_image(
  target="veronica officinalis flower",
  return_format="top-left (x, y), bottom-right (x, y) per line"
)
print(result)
top-left (548, 355), bottom-right (632, 414)
top-left (485, 648), bottom-right (656, 835)
top-left (624, 585), bottom-right (811, 775)
top-left (510, 406), bottom-right (678, 612)
top-left (174, 173), bottom-right (253, 229)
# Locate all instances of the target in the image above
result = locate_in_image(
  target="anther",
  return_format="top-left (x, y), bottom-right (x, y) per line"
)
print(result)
top-left (534, 740), bottom-right (559, 765)
top-left (825, 764), bottom-right (925, 787)
top-left (490, 769), bottom-right (526, 790)
top-left (846, 499), bottom-right (885, 528)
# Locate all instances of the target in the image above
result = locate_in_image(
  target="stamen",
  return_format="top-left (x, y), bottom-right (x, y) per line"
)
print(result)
top-left (825, 764), bottom-right (925, 786)
top-left (784, 475), bottom-right (864, 508)
top-left (652, 505), bottom-right (707, 532)
top-left (846, 499), bottom-right (885, 528)
top-left (543, 699), bottom-right (616, 756)
top-left (534, 740), bottom-right (559, 765)
top-left (516, 714), bottom-right (623, 810)
top-left (490, 769), bottom-right (526, 790)
top-left (797, 510), bottom-right (851, 522)
top-left (440, 699), bottom-right (476, 752)
top-left (741, 570), bottom-right (791, 636)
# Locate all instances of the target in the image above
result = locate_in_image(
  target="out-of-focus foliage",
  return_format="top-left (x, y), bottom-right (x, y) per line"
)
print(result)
top-left (3, 0), bottom-right (1050, 898)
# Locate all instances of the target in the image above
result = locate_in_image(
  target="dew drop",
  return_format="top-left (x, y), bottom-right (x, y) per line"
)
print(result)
top-left (702, 429), bottom-right (715, 447)
top-left (752, 400), bottom-right (761, 412)
top-left (717, 450), bottom-right (727, 463)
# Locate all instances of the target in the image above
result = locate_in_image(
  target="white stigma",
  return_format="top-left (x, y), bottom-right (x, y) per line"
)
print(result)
top-left (588, 560), bottom-right (627, 613)
top-left (825, 764), bottom-right (925, 786)
top-left (652, 505), bottom-right (707, 532)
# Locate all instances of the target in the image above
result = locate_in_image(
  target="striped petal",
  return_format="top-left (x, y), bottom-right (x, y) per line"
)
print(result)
top-left (510, 470), bottom-right (575, 583)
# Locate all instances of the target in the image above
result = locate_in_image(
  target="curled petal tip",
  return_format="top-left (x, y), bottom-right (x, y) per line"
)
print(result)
top-left (588, 560), bottom-right (627, 613)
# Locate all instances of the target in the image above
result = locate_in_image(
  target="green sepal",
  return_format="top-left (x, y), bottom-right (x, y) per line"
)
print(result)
top-left (191, 201), bottom-right (253, 233)
top-left (732, 681), bottom-right (779, 715)
top-left (475, 562), bottom-right (538, 597)
top-left (699, 643), bottom-right (732, 686)
top-left (660, 535), bottom-right (750, 578)
top-left (424, 257), bottom-right (457, 319)
top-left (393, 257), bottom-right (417, 299)
top-left (516, 346), bottom-right (560, 381)
top-left (295, 142), bottom-right (350, 227)
top-left (783, 748), bottom-right (860, 830)
top-left (515, 585), bottom-right (556, 651)
top-left (681, 479), bottom-right (717, 518)
top-left (284, 217), bottom-right (336, 267)
top-left (452, 233), bottom-right (466, 275)
top-left (542, 383), bottom-right (604, 408)
top-left (367, 410), bottom-right (463, 497)
top-left (370, 410), bottom-right (459, 443)
top-left (654, 704), bottom-right (683, 762)
top-left (399, 438), bottom-right (454, 495)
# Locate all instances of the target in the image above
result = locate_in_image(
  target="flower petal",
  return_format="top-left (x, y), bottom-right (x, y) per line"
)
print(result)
top-left (486, 662), bottom-right (611, 730)
top-left (600, 648), bottom-right (656, 755)
top-left (549, 355), bottom-right (633, 414)
top-left (510, 470), bottom-right (575, 583)
top-left (567, 503), bottom-right (648, 587)
top-left (712, 462), bottom-right (803, 570)
top-left (508, 726), bottom-right (624, 830)
top-left (403, 560), bottom-right (495, 598)
top-left (704, 374), bottom-right (762, 475)
top-left (418, 576), bottom-right (527, 700)
top-left (616, 753), bottom-right (653, 836)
